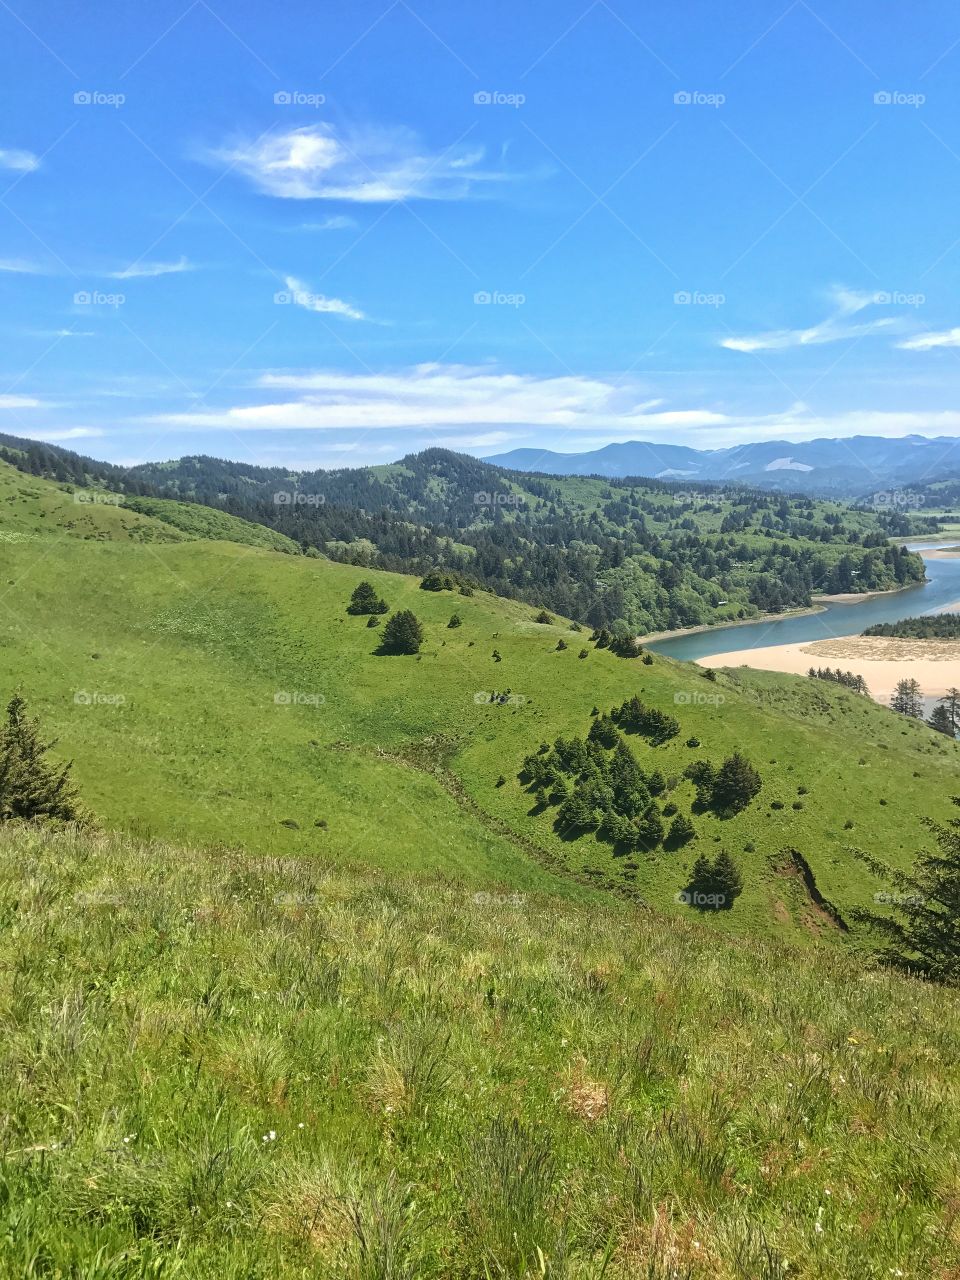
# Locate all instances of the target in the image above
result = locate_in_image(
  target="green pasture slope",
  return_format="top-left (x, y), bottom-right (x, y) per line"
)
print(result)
top-left (1, 822), bottom-right (958, 1277)
top-left (0, 460), bottom-right (957, 942)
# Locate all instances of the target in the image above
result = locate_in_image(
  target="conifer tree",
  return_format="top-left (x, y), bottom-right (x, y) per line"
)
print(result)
top-left (380, 610), bottom-right (424, 654)
top-left (711, 752), bottom-right (762, 816)
top-left (852, 807), bottom-right (960, 984)
top-left (347, 581), bottom-right (388, 615)
top-left (0, 694), bottom-right (81, 821)
top-left (890, 678), bottom-right (924, 719)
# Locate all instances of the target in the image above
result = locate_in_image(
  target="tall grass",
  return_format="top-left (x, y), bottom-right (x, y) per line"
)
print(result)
top-left (0, 823), bottom-right (957, 1277)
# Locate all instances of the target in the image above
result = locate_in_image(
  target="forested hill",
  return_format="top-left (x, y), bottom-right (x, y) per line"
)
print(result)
top-left (0, 433), bottom-right (923, 634)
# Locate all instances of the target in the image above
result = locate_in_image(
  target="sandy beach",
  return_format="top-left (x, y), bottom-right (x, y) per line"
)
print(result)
top-left (699, 634), bottom-right (960, 702)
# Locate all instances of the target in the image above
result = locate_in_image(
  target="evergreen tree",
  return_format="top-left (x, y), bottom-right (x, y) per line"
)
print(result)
top-left (712, 849), bottom-right (744, 907)
top-left (852, 807), bottom-right (960, 983)
top-left (0, 694), bottom-right (81, 821)
top-left (380, 610), bottom-right (424, 655)
top-left (347, 581), bottom-right (387, 615)
top-left (890, 678), bottom-right (924, 719)
top-left (666, 812), bottom-right (695, 848)
top-left (928, 703), bottom-right (955, 737)
top-left (711, 752), bottom-right (762, 816)
top-left (937, 688), bottom-right (960, 736)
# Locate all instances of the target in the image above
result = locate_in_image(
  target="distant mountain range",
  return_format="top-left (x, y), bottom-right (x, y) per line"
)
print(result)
top-left (485, 435), bottom-right (960, 497)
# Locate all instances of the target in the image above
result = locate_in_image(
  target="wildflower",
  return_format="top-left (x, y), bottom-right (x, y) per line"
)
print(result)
top-left (261, 1130), bottom-right (277, 1143)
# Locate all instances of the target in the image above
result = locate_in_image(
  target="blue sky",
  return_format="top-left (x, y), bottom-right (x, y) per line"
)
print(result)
top-left (4, 0), bottom-right (960, 469)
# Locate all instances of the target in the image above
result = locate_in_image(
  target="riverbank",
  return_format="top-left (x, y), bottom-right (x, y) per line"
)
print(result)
top-left (699, 635), bottom-right (960, 703)
top-left (639, 605), bottom-right (826, 646)
top-left (639, 582), bottom-right (918, 645)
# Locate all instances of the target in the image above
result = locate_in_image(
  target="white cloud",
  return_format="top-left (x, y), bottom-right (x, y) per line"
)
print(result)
top-left (16, 427), bottom-right (102, 441)
top-left (297, 215), bottom-right (357, 231)
top-left (282, 275), bottom-right (368, 321)
top-left (721, 285), bottom-right (898, 353)
top-left (145, 364), bottom-right (729, 432)
top-left (897, 329), bottom-right (960, 351)
top-left (136, 361), bottom-right (960, 451)
top-left (109, 256), bottom-right (194, 280)
top-left (0, 258), bottom-right (46, 274)
top-left (210, 123), bottom-right (508, 201)
top-left (0, 394), bottom-right (47, 410)
top-left (0, 148), bottom-right (39, 173)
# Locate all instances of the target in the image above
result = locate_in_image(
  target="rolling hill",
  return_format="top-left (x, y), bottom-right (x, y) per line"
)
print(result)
top-left (0, 434), bottom-right (924, 635)
top-left (0, 459), bottom-right (955, 945)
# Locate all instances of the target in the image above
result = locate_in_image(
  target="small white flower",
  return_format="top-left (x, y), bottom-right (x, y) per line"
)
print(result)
top-left (297, 1122), bottom-right (305, 1129)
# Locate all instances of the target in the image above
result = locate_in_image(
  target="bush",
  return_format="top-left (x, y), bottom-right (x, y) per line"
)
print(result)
top-left (535, 610), bottom-right (554, 624)
top-left (448, 614), bottom-right (462, 629)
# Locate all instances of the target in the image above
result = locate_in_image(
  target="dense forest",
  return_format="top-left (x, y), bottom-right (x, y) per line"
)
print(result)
top-left (864, 613), bottom-right (960, 639)
top-left (0, 433), bottom-right (925, 635)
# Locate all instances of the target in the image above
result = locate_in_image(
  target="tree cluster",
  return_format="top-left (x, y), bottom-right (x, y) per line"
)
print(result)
top-left (807, 667), bottom-right (870, 695)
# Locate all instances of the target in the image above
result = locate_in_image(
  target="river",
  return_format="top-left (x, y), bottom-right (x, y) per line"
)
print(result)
top-left (648, 544), bottom-right (960, 662)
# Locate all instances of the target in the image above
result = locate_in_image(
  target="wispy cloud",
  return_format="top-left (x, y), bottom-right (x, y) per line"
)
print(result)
top-left (16, 427), bottom-right (102, 441)
top-left (0, 258), bottom-right (46, 274)
top-left (210, 123), bottom-right (508, 202)
top-left (109, 256), bottom-right (194, 280)
top-left (897, 328), bottom-right (960, 351)
top-left (296, 215), bottom-right (357, 231)
top-left (0, 148), bottom-right (39, 173)
top-left (0, 394), bottom-right (45, 409)
top-left (145, 364), bottom-right (727, 431)
top-left (281, 275), bottom-right (368, 321)
top-left (721, 286), bottom-right (897, 353)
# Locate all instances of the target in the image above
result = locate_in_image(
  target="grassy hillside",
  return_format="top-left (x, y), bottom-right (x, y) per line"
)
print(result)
top-left (0, 435), bottom-right (924, 633)
top-left (0, 459), bottom-right (957, 941)
top-left (1, 822), bottom-right (957, 1278)
top-left (0, 459), bottom-right (185, 545)
top-left (121, 496), bottom-right (301, 553)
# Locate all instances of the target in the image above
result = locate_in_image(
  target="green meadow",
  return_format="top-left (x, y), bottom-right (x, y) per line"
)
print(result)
top-left (0, 461), bottom-right (957, 938)
top-left (1, 822), bottom-right (958, 1278)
